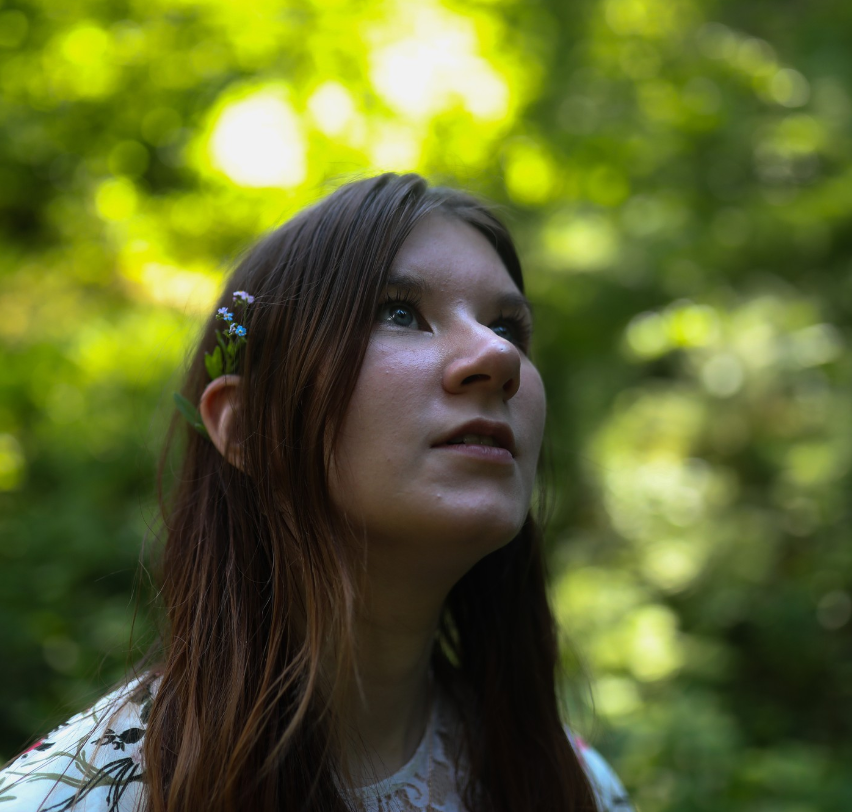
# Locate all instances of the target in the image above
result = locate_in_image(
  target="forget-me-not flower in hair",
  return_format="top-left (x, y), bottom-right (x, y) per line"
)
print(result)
top-left (173, 291), bottom-right (254, 440)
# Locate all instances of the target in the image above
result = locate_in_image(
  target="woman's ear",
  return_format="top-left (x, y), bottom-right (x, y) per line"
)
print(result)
top-left (199, 374), bottom-right (243, 470)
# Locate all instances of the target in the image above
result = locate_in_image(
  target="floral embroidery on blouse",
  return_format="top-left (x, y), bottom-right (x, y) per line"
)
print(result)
top-left (0, 676), bottom-right (633, 811)
top-left (0, 678), bottom-right (151, 811)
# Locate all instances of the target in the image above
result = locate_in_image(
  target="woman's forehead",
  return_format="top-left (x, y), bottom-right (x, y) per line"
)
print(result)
top-left (390, 213), bottom-right (520, 296)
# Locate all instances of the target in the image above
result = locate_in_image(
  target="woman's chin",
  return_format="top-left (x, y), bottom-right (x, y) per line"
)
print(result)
top-left (407, 503), bottom-right (527, 560)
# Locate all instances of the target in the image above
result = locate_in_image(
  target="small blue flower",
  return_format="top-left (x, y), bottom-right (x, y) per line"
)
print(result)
top-left (235, 325), bottom-right (247, 337)
top-left (217, 307), bottom-right (230, 316)
top-left (223, 312), bottom-right (233, 322)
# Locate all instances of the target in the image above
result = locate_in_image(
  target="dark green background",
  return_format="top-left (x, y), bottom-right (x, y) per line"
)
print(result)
top-left (2, 0), bottom-right (851, 809)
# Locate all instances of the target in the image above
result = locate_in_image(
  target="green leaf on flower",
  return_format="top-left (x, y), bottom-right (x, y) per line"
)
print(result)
top-left (225, 340), bottom-right (241, 373)
top-left (205, 346), bottom-right (223, 380)
top-left (172, 392), bottom-right (210, 440)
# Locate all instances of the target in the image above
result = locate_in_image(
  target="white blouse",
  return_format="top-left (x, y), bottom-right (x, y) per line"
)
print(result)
top-left (0, 675), bottom-right (633, 811)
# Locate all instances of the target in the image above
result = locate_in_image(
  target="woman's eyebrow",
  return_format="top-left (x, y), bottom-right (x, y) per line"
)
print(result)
top-left (385, 272), bottom-right (533, 316)
top-left (496, 291), bottom-right (534, 319)
top-left (384, 271), bottom-right (429, 295)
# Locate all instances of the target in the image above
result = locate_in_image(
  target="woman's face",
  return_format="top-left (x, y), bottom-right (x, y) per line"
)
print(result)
top-left (330, 213), bottom-right (547, 578)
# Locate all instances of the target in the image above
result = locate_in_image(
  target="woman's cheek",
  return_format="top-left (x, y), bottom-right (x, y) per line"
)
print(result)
top-left (521, 364), bottom-right (547, 457)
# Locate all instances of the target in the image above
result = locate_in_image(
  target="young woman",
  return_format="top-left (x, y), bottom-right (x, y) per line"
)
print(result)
top-left (0, 173), bottom-right (632, 811)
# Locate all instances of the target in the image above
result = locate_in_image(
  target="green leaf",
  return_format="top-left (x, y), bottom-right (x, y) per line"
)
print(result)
top-left (226, 340), bottom-right (241, 373)
top-left (172, 392), bottom-right (210, 440)
top-left (205, 346), bottom-right (223, 380)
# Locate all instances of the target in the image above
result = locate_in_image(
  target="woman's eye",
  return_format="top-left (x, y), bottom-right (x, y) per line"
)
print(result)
top-left (491, 323), bottom-right (515, 342)
top-left (490, 318), bottom-right (531, 350)
top-left (378, 302), bottom-right (420, 329)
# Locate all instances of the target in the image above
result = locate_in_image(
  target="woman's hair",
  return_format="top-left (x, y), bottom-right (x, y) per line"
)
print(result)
top-left (143, 173), bottom-right (598, 812)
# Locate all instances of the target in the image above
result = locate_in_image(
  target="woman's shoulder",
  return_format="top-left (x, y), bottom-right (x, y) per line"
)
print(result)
top-left (566, 730), bottom-right (634, 812)
top-left (0, 673), bottom-right (155, 812)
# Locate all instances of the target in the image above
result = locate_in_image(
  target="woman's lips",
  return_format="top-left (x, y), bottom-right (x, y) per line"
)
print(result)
top-left (434, 442), bottom-right (514, 464)
top-left (432, 418), bottom-right (517, 457)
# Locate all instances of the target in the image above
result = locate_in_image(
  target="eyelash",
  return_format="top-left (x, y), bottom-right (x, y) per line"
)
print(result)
top-left (383, 287), bottom-right (423, 311)
top-left (377, 289), bottom-right (533, 352)
top-left (492, 309), bottom-right (533, 351)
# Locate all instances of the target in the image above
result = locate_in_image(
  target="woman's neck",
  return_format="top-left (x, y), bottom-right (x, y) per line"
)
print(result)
top-left (339, 574), bottom-right (446, 786)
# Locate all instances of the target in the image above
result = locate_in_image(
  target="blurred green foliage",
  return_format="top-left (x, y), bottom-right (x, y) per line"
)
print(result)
top-left (1, 0), bottom-right (851, 809)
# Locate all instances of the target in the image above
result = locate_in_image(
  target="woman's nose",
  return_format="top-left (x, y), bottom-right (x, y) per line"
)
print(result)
top-left (442, 323), bottom-right (522, 400)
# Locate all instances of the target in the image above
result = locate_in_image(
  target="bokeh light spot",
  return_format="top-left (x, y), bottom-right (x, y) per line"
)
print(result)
top-left (785, 442), bottom-right (844, 486)
top-left (504, 141), bottom-right (556, 206)
top-left (208, 89), bottom-right (307, 188)
top-left (52, 23), bottom-right (117, 98)
top-left (543, 212), bottom-right (619, 272)
top-left (770, 68), bottom-right (811, 108)
top-left (817, 591), bottom-right (851, 630)
top-left (369, 7), bottom-right (508, 122)
top-left (605, 0), bottom-right (652, 37)
top-left (697, 22), bottom-right (738, 61)
top-left (95, 178), bottom-right (138, 221)
top-left (121, 261), bottom-right (219, 314)
top-left (788, 324), bottom-right (843, 368)
top-left (701, 353), bottom-right (745, 397)
top-left (626, 605), bottom-right (683, 681)
top-left (586, 165), bottom-right (631, 207)
top-left (626, 311), bottom-right (668, 359)
top-left (642, 538), bottom-right (706, 592)
top-left (60, 24), bottom-right (110, 66)
top-left (668, 302), bottom-right (719, 347)
top-left (596, 676), bottom-right (642, 719)
top-left (368, 122), bottom-right (421, 171)
top-left (734, 37), bottom-right (776, 77)
top-left (308, 82), bottom-right (357, 137)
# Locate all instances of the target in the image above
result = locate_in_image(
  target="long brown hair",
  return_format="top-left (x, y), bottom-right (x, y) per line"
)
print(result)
top-left (143, 173), bottom-right (598, 811)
